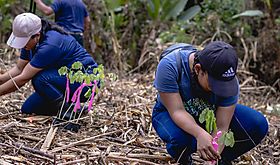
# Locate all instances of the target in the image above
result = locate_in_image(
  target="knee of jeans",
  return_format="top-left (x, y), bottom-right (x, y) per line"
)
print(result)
top-left (166, 139), bottom-right (195, 162)
top-left (168, 132), bottom-right (196, 152)
top-left (255, 113), bottom-right (269, 141)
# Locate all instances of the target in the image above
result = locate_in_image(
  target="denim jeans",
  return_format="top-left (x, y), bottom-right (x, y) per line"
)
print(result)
top-left (71, 33), bottom-right (84, 47)
top-left (152, 104), bottom-right (269, 164)
top-left (21, 68), bottom-right (90, 115)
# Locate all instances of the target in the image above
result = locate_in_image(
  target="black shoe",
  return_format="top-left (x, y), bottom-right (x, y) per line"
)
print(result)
top-left (52, 117), bottom-right (81, 133)
top-left (52, 103), bottom-right (84, 133)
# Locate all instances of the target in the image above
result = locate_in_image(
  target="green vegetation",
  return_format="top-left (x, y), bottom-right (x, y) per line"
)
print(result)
top-left (58, 62), bottom-right (105, 98)
top-left (0, 0), bottom-right (279, 85)
top-left (199, 108), bottom-right (235, 148)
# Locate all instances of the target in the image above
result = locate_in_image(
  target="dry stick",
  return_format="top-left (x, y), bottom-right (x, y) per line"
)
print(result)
top-left (31, 116), bottom-right (89, 133)
top-left (40, 126), bottom-right (58, 152)
top-left (19, 149), bottom-right (52, 164)
top-left (0, 159), bottom-right (14, 165)
top-left (240, 37), bottom-right (249, 69)
top-left (14, 142), bottom-right (55, 159)
top-left (51, 129), bottom-right (123, 153)
top-left (8, 133), bottom-right (88, 153)
top-left (128, 55), bottom-right (154, 74)
top-left (65, 152), bottom-right (172, 161)
top-left (8, 133), bottom-right (42, 142)
top-left (252, 40), bottom-right (258, 62)
top-left (55, 157), bottom-right (96, 165)
top-left (33, 139), bottom-right (45, 149)
top-left (58, 154), bottom-right (164, 165)
top-left (104, 136), bottom-right (166, 152)
top-left (239, 76), bottom-right (253, 88)
top-left (108, 155), bottom-right (161, 165)
top-left (0, 142), bottom-right (53, 163)
top-left (0, 112), bottom-right (20, 119)
top-left (0, 121), bottom-right (19, 132)
top-left (110, 152), bottom-right (172, 161)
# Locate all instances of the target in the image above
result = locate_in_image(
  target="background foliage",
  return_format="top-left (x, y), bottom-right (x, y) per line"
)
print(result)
top-left (0, 0), bottom-right (279, 88)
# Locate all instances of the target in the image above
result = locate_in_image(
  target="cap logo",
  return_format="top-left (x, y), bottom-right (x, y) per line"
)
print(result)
top-left (222, 67), bottom-right (235, 77)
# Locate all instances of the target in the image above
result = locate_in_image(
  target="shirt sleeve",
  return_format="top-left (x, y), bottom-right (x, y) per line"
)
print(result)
top-left (216, 94), bottom-right (239, 107)
top-left (50, 0), bottom-right (61, 13)
top-left (30, 43), bottom-right (62, 69)
top-left (84, 5), bottom-right (89, 17)
top-left (154, 58), bottom-right (179, 93)
top-left (20, 49), bottom-right (31, 61)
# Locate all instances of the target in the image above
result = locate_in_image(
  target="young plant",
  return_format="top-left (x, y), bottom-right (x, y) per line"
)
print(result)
top-left (57, 62), bottom-right (105, 123)
top-left (199, 108), bottom-right (217, 134)
top-left (199, 108), bottom-right (235, 161)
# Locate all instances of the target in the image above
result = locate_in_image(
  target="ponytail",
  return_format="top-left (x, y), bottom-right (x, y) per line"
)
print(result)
top-left (38, 18), bottom-right (69, 43)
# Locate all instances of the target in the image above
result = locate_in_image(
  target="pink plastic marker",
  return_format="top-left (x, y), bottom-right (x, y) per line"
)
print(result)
top-left (88, 80), bottom-right (97, 112)
top-left (72, 82), bottom-right (88, 112)
top-left (71, 85), bottom-right (81, 103)
top-left (211, 131), bottom-right (222, 164)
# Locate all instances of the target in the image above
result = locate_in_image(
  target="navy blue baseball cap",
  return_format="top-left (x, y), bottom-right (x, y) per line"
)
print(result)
top-left (197, 41), bottom-right (239, 97)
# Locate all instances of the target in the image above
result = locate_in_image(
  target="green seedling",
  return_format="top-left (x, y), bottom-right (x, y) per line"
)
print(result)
top-left (199, 108), bottom-right (235, 147)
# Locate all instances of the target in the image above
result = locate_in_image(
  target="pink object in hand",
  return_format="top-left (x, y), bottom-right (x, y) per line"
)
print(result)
top-left (211, 131), bottom-right (222, 164)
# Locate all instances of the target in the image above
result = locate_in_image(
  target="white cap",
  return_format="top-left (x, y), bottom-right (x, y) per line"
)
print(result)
top-left (7, 13), bottom-right (42, 49)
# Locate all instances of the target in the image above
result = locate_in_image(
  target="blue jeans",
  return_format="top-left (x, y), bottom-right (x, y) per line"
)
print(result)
top-left (21, 68), bottom-right (90, 115)
top-left (152, 104), bottom-right (268, 164)
top-left (71, 33), bottom-right (84, 46)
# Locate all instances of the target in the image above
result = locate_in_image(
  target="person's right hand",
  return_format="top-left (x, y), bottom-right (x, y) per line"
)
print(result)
top-left (196, 130), bottom-right (221, 161)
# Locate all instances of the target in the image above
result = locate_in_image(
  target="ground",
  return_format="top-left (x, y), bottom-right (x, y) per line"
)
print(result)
top-left (0, 54), bottom-right (279, 165)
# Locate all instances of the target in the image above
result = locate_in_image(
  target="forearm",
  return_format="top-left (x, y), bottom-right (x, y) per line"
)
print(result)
top-left (84, 16), bottom-right (90, 33)
top-left (171, 110), bottom-right (205, 138)
top-left (0, 76), bottom-right (28, 96)
top-left (216, 105), bottom-right (235, 131)
top-left (0, 66), bottom-right (22, 85)
top-left (34, 0), bottom-right (53, 15)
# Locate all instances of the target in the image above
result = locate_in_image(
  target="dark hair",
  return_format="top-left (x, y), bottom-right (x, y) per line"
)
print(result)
top-left (191, 51), bottom-right (209, 99)
top-left (33, 17), bottom-right (69, 43)
top-left (191, 52), bottom-right (206, 82)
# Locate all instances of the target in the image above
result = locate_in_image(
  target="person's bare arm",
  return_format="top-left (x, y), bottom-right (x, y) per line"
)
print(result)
top-left (34, 0), bottom-right (53, 15)
top-left (0, 59), bottom-right (29, 85)
top-left (215, 104), bottom-right (236, 153)
top-left (84, 16), bottom-right (90, 33)
top-left (160, 92), bottom-right (220, 161)
top-left (0, 63), bottom-right (42, 96)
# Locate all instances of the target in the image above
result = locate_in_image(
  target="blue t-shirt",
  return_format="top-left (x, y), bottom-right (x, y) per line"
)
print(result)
top-left (154, 45), bottom-right (239, 117)
top-left (51, 0), bottom-right (89, 33)
top-left (20, 30), bottom-right (97, 69)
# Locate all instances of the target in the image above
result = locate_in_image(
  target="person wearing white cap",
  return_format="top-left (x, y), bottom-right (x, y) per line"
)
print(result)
top-left (0, 13), bottom-right (98, 116)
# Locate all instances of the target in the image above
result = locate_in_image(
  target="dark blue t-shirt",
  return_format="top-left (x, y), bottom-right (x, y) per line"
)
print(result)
top-left (154, 45), bottom-right (239, 117)
top-left (51, 0), bottom-right (89, 33)
top-left (20, 30), bottom-right (97, 69)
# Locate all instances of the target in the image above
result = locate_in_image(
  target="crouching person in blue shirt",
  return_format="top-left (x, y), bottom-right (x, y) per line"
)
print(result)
top-left (152, 41), bottom-right (268, 165)
top-left (0, 13), bottom-right (98, 116)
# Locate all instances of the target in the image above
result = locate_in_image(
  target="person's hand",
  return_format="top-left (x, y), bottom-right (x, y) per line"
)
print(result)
top-left (196, 130), bottom-right (221, 161)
